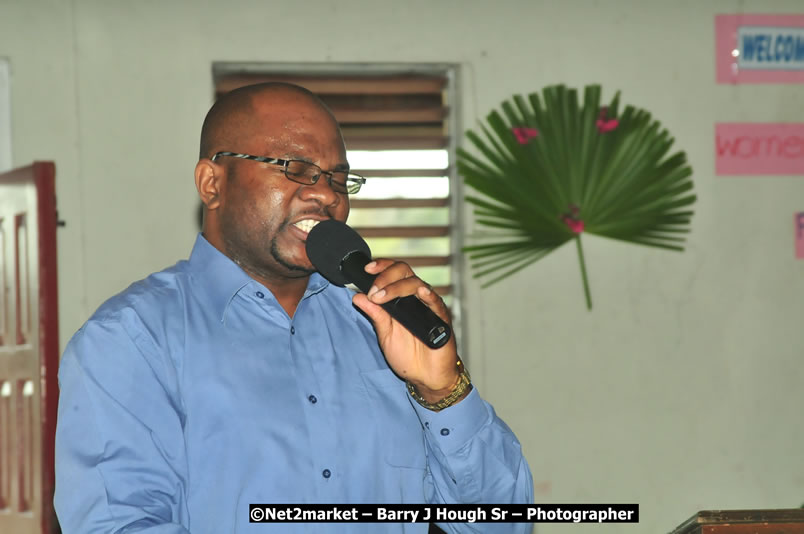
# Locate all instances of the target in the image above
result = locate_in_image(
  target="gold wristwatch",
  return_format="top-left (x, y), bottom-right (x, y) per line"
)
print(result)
top-left (406, 359), bottom-right (472, 411)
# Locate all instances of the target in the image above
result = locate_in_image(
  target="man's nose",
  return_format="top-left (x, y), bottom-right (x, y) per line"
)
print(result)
top-left (300, 172), bottom-right (340, 206)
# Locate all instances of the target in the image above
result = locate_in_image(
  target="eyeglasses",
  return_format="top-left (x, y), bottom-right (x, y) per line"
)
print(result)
top-left (211, 151), bottom-right (366, 195)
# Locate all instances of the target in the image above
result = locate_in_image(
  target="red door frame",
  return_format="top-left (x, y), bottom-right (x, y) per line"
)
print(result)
top-left (34, 161), bottom-right (59, 534)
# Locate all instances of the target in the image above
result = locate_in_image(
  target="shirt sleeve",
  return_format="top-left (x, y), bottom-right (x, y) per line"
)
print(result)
top-left (55, 314), bottom-right (191, 534)
top-left (409, 388), bottom-right (534, 534)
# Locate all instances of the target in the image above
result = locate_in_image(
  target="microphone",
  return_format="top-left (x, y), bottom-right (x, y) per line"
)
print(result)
top-left (305, 219), bottom-right (451, 349)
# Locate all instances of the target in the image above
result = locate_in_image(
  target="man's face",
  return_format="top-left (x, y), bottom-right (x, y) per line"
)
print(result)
top-left (216, 93), bottom-right (350, 282)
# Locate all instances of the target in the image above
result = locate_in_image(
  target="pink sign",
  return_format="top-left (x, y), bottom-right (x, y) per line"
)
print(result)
top-left (716, 123), bottom-right (804, 175)
top-left (716, 14), bottom-right (804, 84)
top-left (796, 213), bottom-right (804, 259)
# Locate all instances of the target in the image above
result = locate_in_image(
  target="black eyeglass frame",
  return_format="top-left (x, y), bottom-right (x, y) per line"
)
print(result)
top-left (211, 151), bottom-right (366, 194)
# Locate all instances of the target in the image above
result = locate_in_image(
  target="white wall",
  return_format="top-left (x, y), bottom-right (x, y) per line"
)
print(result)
top-left (2, 0), bottom-right (803, 531)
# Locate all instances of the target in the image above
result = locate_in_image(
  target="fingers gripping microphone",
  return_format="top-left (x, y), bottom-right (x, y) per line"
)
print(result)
top-left (305, 219), bottom-right (451, 349)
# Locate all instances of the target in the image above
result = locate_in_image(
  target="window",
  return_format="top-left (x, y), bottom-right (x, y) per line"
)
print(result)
top-left (0, 58), bottom-right (11, 172)
top-left (213, 65), bottom-right (464, 341)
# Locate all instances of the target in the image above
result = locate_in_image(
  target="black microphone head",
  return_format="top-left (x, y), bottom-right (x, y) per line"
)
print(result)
top-left (305, 219), bottom-right (371, 286)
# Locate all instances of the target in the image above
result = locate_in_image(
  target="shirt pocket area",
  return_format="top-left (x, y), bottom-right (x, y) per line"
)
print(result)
top-left (360, 368), bottom-right (427, 470)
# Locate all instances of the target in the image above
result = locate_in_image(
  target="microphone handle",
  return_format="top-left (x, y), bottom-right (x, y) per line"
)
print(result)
top-left (341, 251), bottom-right (451, 349)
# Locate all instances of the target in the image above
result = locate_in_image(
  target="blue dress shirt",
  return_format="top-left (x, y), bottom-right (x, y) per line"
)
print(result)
top-left (55, 234), bottom-right (533, 533)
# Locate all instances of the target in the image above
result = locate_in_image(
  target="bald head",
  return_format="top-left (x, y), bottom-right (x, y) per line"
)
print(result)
top-left (199, 82), bottom-right (336, 160)
top-left (194, 80), bottom-right (351, 301)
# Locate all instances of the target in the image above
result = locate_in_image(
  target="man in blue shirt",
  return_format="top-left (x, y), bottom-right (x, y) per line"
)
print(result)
top-left (55, 83), bottom-right (533, 533)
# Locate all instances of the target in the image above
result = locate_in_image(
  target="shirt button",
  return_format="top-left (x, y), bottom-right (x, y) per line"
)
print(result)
top-left (322, 469), bottom-right (331, 479)
top-left (440, 428), bottom-right (450, 436)
top-left (308, 395), bottom-right (317, 404)
top-left (424, 422), bottom-right (430, 428)
top-left (290, 326), bottom-right (295, 335)
top-left (256, 291), bottom-right (264, 299)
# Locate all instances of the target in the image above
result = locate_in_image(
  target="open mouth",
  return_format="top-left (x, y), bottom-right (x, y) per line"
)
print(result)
top-left (292, 219), bottom-right (321, 235)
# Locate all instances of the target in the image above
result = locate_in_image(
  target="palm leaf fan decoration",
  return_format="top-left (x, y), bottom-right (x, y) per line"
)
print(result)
top-left (456, 84), bottom-right (695, 309)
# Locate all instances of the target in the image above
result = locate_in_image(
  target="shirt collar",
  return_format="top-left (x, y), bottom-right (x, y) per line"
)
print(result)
top-left (187, 233), bottom-right (331, 322)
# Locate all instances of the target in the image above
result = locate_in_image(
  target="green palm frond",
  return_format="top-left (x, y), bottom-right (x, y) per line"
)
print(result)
top-left (457, 84), bottom-right (696, 309)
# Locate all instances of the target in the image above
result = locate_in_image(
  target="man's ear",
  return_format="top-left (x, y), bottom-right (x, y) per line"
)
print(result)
top-left (195, 158), bottom-right (222, 210)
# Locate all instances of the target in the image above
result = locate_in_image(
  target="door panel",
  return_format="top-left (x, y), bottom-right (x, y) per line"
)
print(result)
top-left (0, 162), bottom-right (59, 534)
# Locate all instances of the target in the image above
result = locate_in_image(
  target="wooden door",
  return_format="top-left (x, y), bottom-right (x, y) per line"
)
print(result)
top-left (0, 162), bottom-right (59, 533)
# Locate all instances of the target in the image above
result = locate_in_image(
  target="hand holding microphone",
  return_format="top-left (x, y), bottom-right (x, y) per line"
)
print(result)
top-left (305, 219), bottom-right (451, 349)
top-left (306, 220), bottom-right (464, 404)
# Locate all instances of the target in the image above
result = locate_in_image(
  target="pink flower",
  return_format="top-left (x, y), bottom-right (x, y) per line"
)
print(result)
top-left (563, 217), bottom-right (585, 234)
top-left (596, 118), bottom-right (619, 133)
top-left (596, 107), bottom-right (618, 133)
top-left (512, 127), bottom-right (539, 144)
top-left (562, 205), bottom-right (584, 233)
